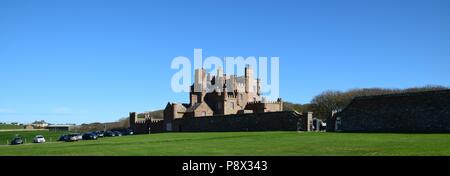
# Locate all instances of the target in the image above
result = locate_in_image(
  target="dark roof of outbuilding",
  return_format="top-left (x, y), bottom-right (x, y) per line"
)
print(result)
top-left (342, 89), bottom-right (450, 113)
top-left (353, 89), bottom-right (450, 101)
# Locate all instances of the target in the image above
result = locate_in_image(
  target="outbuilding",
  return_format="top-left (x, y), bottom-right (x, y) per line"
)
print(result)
top-left (329, 90), bottom-right (450, 133)
top-left (47, 125), bottom-right (74, 132)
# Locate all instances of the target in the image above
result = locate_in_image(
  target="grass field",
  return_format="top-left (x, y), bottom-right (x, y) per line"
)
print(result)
top-left (0, 132), bottom-right (450, 156)
top-left (0, 131), bottom-right (67, 145)
top-left (0, 132), bottom-right (449, 156)
top-left (0, 124), bottom-right (24, 130)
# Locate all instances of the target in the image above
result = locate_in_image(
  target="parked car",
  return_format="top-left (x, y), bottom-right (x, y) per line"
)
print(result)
top-left (10, 136), bottom-right (23, 145)
top-left (121, 129), bottom-right (134, 136)
top-left (58, 135), bottom-right (68, 142)
top-left (33, 135), bottom-right (46, 143)
top-left (66, 134), bottom-right (79, 142)
top-left (95, 131), bottom-right (105, 138)
top-left (113, 131), bottom-right (122, 137)
top-left (104, 131), bottom-right (115, 137)
top-left (82, 133), bottom-right (98, 140)
top-left (74, 133), bottom-right (83, 140)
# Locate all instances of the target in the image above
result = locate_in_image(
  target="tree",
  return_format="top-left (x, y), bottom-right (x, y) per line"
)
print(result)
top-left (283, 102), bottom-right (313, 113)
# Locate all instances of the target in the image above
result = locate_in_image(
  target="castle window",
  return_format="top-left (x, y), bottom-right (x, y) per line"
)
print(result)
top-left (201, 111), bottom-right (207, 117)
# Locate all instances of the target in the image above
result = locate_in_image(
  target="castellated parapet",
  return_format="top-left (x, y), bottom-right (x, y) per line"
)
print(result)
top-left (130, 112), bottom-right (164, 134)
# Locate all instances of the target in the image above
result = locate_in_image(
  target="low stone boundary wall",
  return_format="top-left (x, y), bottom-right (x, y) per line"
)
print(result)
top-left (170, 111), bottom-right (303, 132)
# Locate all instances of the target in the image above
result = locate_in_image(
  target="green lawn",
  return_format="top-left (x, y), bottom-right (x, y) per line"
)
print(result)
top-left (0, 131), bottom-right (67, 145)
top-left (0, 132), bottom-right (449, 156)
top-left (0, 124), bottom-right (24, 130)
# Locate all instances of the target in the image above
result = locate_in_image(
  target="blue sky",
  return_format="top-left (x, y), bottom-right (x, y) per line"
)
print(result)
top-left (1, 0), bottom-right (449, 124)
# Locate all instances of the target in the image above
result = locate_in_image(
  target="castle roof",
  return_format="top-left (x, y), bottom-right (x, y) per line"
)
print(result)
top-left (185, 102), bottom-right (212, 113)
top-left (186, 103), bottom-right (202, 112)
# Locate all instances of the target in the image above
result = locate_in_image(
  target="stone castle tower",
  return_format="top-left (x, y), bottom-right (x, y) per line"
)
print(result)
top-left (164, 66), bottom-right (283, 127)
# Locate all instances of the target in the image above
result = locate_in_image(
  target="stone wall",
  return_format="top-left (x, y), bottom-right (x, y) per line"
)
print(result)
top-left (131, 119), bottom-right (165, 134)
top-left (245, 99), bottom-right (283, 114)
top-left (167, 111), bottom-right (306, 132)
top-left (132, 121), bottom-right (150, 134)
top-left (149, 120), bottom-right (165, 133)
top-left (334, 90), bottom-right (450, 133)
top-left (130, 112), bottom-right (165, 134)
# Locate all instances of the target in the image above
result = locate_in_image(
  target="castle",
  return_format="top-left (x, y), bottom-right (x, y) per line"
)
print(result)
top-left (163, 66), bottom-right (283, 131)
top-left (129, 67), bottom-right (450, 134)
top-left (128, 66), bottom-right (313, 134)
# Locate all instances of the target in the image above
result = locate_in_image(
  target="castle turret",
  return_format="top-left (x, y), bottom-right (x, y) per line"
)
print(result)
top-left (217, 67), bottom-right (223, 80)
top-left (232, 75), bottom-right (237, 95)
top-left (201, 69), bottom-right (207, 101)
top-left (223, 76), bottom-right (228, 101)
top-left (194, 68), bottom-right (207, 91)
top-left (193, 68), bottom-right (207, 103)
top-left (129, 112), bottom-right (137, 131)
top-left (245, 66), bottom-right (254, 93)
top-left (257, 78), bottom-right (261, 96)
top-left (216, 67), bottom-right (224, 93)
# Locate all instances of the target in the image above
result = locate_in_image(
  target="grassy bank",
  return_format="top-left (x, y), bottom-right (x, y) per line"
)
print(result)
top-left (0, 132), bottom-right (449, 156)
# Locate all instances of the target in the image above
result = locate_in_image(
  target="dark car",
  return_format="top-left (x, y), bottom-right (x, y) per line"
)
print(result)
top-left (104, 131), bottom-right (115, 137)
top-left (82, 133), bottom-right (98, 140)
top-left (113, 131), bottom-right (122, 137)
top-left (121, 129), bottom-right (134, 136)
top-left (58, 135), bottom-right (68, 141)
top-left (66, 134), bottom-right (79, 142)
top-left (95, 131), bottom-right (105, 138)
top-left (10, 136), bottom-right (23, 145)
